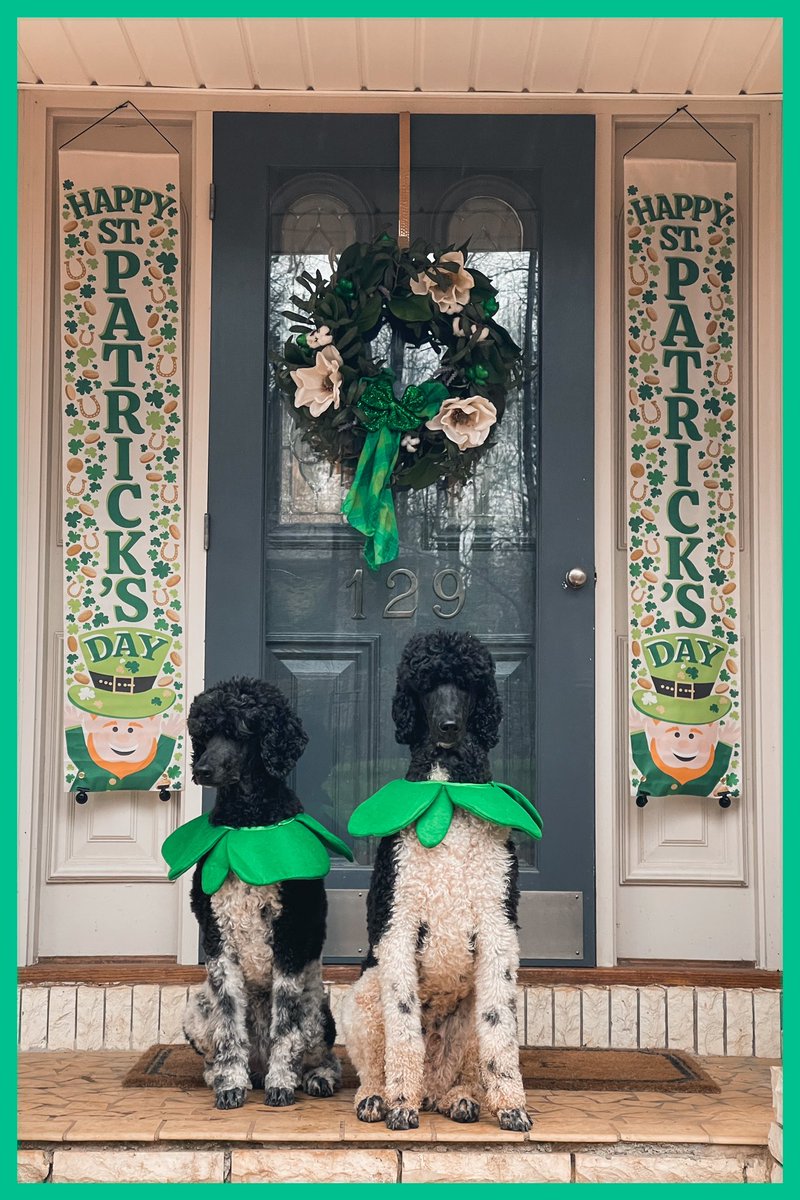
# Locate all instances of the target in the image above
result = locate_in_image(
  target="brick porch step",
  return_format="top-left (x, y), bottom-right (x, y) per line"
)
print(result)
top-left (18, 1051), bottom-right (776, 1183)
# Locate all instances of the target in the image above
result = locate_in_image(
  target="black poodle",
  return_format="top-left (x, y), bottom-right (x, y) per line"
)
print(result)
top-left (342, 631), bottom-right (532, 1133)
top-left (172, 676), bottom-right (342, 1110)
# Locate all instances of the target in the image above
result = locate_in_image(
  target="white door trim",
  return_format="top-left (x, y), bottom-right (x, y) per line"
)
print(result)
top-left (17, 90), bottom-right (780, 967)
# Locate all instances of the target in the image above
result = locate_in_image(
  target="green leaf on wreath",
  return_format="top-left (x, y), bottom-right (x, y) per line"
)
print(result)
top-left (388, 295), bottom-right (433, 323)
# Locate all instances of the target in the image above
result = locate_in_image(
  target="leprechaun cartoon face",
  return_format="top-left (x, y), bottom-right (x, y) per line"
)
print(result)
top-left (639, 716), bottom-right (721, 784)
top-left (80, 711), bottom-right (172, 778)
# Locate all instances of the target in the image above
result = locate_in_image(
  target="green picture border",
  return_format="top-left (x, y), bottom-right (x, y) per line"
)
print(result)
top-left (8, 5), bottom-right (787, 1196)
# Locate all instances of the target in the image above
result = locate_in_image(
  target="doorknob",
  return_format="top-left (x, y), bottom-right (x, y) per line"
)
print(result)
top-left (564, 567), bottom-right (588, 590)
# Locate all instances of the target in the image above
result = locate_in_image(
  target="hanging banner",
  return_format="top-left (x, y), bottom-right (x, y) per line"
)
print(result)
top-left (60, 149), bottom-right (184, 795)
top-left (624, 158), bottom-right (741, 801)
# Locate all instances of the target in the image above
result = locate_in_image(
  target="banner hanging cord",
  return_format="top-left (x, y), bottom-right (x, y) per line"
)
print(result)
top-left (397, 112), bottom-right (411, 248)
top-left (623, 105), bottom-right (736, 161)
top-left (59, 100), bottom-right (179, 154)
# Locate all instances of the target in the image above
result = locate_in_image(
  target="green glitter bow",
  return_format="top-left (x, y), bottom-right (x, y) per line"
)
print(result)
top-left (348, 779), bottom-right (543, 848)
top-left (342, 372), bottom-right (449, 570)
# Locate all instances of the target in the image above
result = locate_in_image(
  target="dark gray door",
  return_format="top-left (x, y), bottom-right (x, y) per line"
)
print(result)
top-left (207, 113), bottom-right (595, 964)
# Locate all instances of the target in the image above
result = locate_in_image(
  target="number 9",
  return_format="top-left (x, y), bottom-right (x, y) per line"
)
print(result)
top-left (433, 569), bottom-right (465, 619)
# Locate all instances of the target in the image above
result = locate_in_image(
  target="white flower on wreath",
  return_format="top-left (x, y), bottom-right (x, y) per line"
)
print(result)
top-left (290, 345), bottom-right (343, 418)
top-left (307, 325), bottom-right (333, 348)
top-left (452, 316), bottom-right (489, 342)
top-left (401, 434), bottom-right (421, 452)
top-left (426, 395), bottom-right (497, 451)
top-left (410, 250), bottom-right (474, 315)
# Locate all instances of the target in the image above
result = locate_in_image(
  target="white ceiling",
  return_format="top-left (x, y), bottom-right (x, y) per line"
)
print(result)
top-left (18, 18), bottom-right (781, 96)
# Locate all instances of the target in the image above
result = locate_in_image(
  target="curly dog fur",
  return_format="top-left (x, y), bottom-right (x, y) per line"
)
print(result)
top-left (182, 676), bottom-right (340, 1110)
top-left (342, 632), bottom-right (532, 1132)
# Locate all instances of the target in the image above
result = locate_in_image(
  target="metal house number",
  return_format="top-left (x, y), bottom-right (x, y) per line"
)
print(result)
top-left (345, 568), bottom-right (466, 620)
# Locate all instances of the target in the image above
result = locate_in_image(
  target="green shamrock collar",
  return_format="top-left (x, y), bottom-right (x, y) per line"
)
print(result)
top-left (347, 780), bottom-right (543, 848)
top-left (162, 811), bottom-right (354, 896)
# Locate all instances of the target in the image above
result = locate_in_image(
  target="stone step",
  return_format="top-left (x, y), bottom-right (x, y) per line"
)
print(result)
top-left (18, 1050), bottom-right (778, 1183)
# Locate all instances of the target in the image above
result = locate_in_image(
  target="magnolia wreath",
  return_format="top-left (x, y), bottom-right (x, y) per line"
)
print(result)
top-left (274, 234), bottom-right (523, 569)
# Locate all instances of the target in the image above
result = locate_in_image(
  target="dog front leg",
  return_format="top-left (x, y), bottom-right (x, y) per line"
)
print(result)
top-left (474, 915), bottom-right (531, 1132)
top-left (263, 970), bottom-right (305, 1107)
top-left (378, 927), bottom-right (425, 1130)
top-left (299, 961), bottom-right (341, 1098)
top-left (205, 953), bottom-right (251, 1110)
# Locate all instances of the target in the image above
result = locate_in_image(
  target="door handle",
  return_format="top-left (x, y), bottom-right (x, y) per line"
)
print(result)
top-left (563, 567), bottom-right (588, 590)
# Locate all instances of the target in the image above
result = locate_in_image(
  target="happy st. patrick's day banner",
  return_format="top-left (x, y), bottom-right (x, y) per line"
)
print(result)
top-left (624, 158), bottom-right (741, 801)
top-left (59, 150), bottom-right (185, 795)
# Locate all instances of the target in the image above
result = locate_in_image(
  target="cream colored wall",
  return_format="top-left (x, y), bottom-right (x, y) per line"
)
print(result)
top-left (17, 89), bottom-right (781, 967)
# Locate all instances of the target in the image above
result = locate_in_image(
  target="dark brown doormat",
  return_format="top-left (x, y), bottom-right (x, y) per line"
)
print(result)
top-left (123, 1044), bottom-right (719, 1095)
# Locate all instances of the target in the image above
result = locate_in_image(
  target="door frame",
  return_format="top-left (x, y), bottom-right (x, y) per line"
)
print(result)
top-left (17, 91), bottom-right (780, 968)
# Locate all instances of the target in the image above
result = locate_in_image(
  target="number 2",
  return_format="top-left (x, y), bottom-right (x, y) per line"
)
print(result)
top-left (383, 569), bottom-right (419, 618)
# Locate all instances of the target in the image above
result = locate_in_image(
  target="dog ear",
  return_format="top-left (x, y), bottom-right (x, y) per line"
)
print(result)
top-left (469, 674), bottom-right (503, 750)
top-left (260, 708), bottom-right (309, 779)
top-left (391, 684), bottom-right (421, 745)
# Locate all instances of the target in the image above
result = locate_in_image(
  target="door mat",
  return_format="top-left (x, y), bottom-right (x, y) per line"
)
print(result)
top-left (123, 1044), bottom-right (719, 1095)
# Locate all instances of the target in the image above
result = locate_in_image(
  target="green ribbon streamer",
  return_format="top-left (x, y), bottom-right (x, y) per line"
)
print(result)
top-left (348, 779), bottom-right (543, 848)
top-left (342, 373), bottom-right (449, 570)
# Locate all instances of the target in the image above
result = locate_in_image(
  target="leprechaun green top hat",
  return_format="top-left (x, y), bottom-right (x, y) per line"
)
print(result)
top-left (68, 627), bottom-right (177, 718)
top-left (631, 633), bottom-right (732, 724)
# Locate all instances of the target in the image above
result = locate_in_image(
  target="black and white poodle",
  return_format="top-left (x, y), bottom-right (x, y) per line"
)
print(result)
top-left (180, 676), bottom-right (341, 1110)
top-left (342, 631), bottom-right (532, 1132)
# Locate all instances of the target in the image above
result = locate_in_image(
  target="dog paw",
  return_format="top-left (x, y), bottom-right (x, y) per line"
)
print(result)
top-left (420, 1095), bottom-right (437, 1112)
top-left (215, 1086), bottom-right (246, 1110)
top-left (356, 1094), bottom-right (386, 1123)
top-left (303, 1072), bottom-right (335, 1098)
top-left (498, 1106), bottom-right (532, 1132)
top-left (385, 1105), bottom-right (419, 1131)
top-left (264, 1086), bottom-right (296, 1108)
top-left (447, 1097), bottom-right (480, 1123)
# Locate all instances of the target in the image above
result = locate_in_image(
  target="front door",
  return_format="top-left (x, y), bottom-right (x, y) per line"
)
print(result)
top-left (207, 113), bottom-right (595, 965)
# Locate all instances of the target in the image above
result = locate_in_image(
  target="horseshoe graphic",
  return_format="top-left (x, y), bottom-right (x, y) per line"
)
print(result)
top-left (67, 579), bottom-right (84, 598)
top-left (631, 585), bottom-right (646, 603)
top-left (156, 354), bottom-right (178, 379)
top-left (711, 594), bottom-right (725, 613)
top-left (714, 363), bottom-right (734, 386)
top-left (706, 439), bottom-right (722, 459)
top-left (148, 432), bottom-right (166, 451)
top-left (78, 330), bottom-right (94, 346)
top-left (78, 394), bottom-right (100, 418)
top-left (66, 474), bottom-right (85, 496)
top-left (645, 537), bottom-right (660, 556)
top-left (639, 399), bottom-right (661, 424)
top-left (719, 490), bottom-right (734, 512)
top-left (150, 286), bottom-right (166, 304)
top-left (630, 480), bottom-right (647, 502)
top-left (710, 293), bottom-right (724, 312)
top-left (82, 532), bottom-right (99, 551)
top-left (641, 334), bottom-right (656, 352)
top-left (65, 258), bottom-right (86, 280)
top-left (162, 541), bottom-right (179, 562)
top-left (153, 587), bottom-right (170, 607)
top-left (717, 548), bottom-right (734, 570)
top-left (629, 263), bottom-right (648, 286)
top-left (160, 483), bottom-right (179, 504)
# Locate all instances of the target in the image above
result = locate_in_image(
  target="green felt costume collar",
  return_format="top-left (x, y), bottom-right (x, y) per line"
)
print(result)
top-left (347, 780), bottom-right (543, 848)
top-left (162, 811), bottom-right (354, 896)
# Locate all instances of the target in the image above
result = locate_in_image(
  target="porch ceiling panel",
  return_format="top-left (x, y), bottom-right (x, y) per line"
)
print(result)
top-left (18, 17), bottom-right (782, 96)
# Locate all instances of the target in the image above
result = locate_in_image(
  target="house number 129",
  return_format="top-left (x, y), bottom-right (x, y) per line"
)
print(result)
top-left (345, 568), bottom-right (466, 620)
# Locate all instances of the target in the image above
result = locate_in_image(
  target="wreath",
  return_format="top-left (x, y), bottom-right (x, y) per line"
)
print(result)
top-left (274, 233), bottom-right (522, 569)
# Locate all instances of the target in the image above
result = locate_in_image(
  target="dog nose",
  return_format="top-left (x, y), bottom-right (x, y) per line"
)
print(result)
top-left (438, 720), bottom-right (458, 734)
top-left (193, 765), bottom-right (213, 785)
